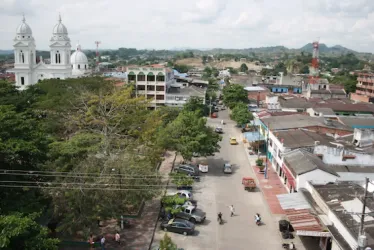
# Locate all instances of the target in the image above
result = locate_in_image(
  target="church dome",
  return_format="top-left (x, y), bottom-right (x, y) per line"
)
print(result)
top-left (16, 16), bottom-right (32, 34)
top-left (53, 14), bottom-right (68, 34)
top-left (70, 44), bottom-right (88, 65)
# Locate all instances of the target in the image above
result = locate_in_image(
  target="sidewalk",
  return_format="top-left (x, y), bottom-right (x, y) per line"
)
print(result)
top-left (102, 151), bottom-right (178, 250)
top-left (243, 143), bottom-right (288, 215)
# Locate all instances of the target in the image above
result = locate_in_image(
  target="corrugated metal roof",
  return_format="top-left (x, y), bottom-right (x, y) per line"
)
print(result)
top-left (277, 193), bottom-right (311, 210)
top-left (277, 193), bottom-right (324, 232)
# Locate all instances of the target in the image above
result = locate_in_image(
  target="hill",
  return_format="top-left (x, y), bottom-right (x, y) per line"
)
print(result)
top-left (0, 50), bottom-right (13, 55)
top-left (300, 43), bottom-right (354, 54)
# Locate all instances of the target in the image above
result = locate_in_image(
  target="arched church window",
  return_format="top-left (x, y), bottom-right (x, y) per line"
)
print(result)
top-left (78, 64), bottom-right (80, 69)
top-left (22, 36), bottom-right (24, 38)
top-left (20, 50), bottom-right (24, 63)
top-left (85, 65), bottom-right (87, 69)
top-left (56, 51), bottom-right (61, 64)
top-left (30, 52), bottom-right (34, 65)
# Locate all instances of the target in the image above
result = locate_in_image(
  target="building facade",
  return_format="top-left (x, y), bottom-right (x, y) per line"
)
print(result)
top-left (351, 73), bottom-right (374, 103)
top-left (8, 15), bottom-right (88, 90)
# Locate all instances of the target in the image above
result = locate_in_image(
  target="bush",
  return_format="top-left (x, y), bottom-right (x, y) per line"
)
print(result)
top-left (256, 158), bottom-right (263, 166)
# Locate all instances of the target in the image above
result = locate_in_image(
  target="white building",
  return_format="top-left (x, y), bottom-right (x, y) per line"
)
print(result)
top-left (127, 66), bottom-right (206, 109)
top-left (8, 15), bottom-right (89, 90)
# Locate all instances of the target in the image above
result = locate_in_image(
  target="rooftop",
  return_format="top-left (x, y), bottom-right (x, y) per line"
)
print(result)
top-left (283, 149), bottom-right (338, 177)
top-left (244, 86), bottom-right (266, 92)
top-left (338, 117), bottom-right (374, 129)
top-left (312, 182), bottom-right (374, 248)
top-left (275, 129), bottom-right (335, 149)
top-left (311, 108), bottom-right (336, 116)
top-left (260, 114), bottom-right (350, 131)
top-left (167, 86), bottom-right (206, 97)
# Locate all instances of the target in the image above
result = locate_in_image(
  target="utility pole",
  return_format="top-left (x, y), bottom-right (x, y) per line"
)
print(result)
top-left (209, 96), bottom-right (212, 117)
top-left (358, 178), bottom-right (370, 250)
top-left (264, 122), bottom-right (270, 179)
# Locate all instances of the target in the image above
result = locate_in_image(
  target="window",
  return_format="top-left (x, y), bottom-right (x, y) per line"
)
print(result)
top-left (19, 50), bottom-right (24, 63)
top-left (55, 51), bottom-right (61, 64)
top-left (137, 75), bottom-right (146, 81)
top-left (78, 64), bottom-right (80, 69)
top-left (85, 65), bottom-right (87, 69)
top-left (21, 77), bottom-right (25, 85)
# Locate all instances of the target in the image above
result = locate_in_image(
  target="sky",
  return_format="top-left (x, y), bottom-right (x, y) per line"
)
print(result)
top-left (2, 0), bottom-right (374, 52)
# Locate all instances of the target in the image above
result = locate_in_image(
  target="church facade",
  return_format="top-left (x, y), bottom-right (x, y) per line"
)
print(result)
top-left (9, 15), bottom-right (89, 90)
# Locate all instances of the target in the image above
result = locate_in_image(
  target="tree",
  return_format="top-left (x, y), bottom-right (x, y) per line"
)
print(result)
top-left (240, 63), bottom-right (248, 72)
top-left (159, 233), bottom-right (178, 250)
top-left (230, 102), bottom-right (253, 125)
top-left (183, 97), bottom-right (208, 117)
top-left (173, 64), bottom-right (191, 73)
top-left (0, 213), bottom-right (59, 250)
top-left (158, 111), bottom-right (221, 161)
top-left (222, 84), bottom-right (248, 109)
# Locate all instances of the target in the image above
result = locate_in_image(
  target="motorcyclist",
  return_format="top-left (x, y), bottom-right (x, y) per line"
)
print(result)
top-left (217, 212), bottom-right (223, 223)
top-left (255, 213), bottom-right (261, 224)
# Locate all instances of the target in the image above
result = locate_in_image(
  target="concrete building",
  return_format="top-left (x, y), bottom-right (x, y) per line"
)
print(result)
top-left (128, 66), bottom-right (206, 109)
top-left (351, 73), bottom-right (374, 103)
top-left (128, 66), bottom-right (173, 108)
top-left (244, 86), bottom-right (270, 104)
top-left (8, 15), bottom-right (89, 90)
top-left (306, 181), bottom-right (374, 250)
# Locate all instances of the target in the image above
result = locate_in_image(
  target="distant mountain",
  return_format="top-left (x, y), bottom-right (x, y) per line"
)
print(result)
top-left (0, 50), bottom-right (13, 55)
top-left (300, 43), bottom-right (355, 54)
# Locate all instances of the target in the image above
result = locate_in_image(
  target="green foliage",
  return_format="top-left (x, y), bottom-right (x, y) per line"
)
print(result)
top-left (255, 158), bottom-right (264, 166)
top-left (159, 233), bottom-right (178, 250)
top-left (222, 84), bottom-right (248, 109)
top-left (0, 213), bottom-right (59, 250)
top-left (173, 64), bottom-right (192, 73)
top-left (240, 63), bottom-right (248, 72)
top-left (183, 97), bottom-right (208, 117)
top-left (169, 172), bottom-right (194, 187)
top-left (230, 102), bottom-right (253, 125)
top-left (159, 111), bottom-right (221, 161)
top-left (330, 74), bottom-right (357, 94)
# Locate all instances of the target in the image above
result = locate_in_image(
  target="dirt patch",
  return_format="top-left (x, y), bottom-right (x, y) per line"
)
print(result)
top-left (175, 58), bottom-right (263, 70)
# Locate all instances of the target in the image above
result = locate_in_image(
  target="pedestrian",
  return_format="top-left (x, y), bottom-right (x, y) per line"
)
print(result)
top-left (229, 205), bottom-right (235, 217)
top-left (100, 236), bottom-right (105, 250)
top-left (115, 231), bottom-right (120, 245)
top-left (88, 234), bottom-right (94, 250)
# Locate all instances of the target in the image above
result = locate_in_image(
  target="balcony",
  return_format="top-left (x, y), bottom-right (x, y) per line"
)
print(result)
top-left (358, 77), bottom-right (374, 83)
top-left (136, 81), bottom-right (146, 85)
top-left (156, 91), bottom-right (165, 94)
top-left (146, 90), bottom-right (156, 94)
top-left (155, 99), bottom-right (165, 103)
top-left (146, 81), bottom-right (156, 84)
top-left (156, 81), bottom-right (165, 85)
top-left (137, 90), bottom-right (146, 95)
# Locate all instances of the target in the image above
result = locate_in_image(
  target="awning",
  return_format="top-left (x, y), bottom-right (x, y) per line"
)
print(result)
top-left (138, 72), bottom-right (145, 75)
top-left (147, 72), bottom-right (154, 76)
top-left (244, 131), bottom-right (265, 142)
top-left (277, 193), bottom-right (329, 236)
top-left (128, 71), bottom-right (135, 76)
top-left (157, 72), bottom-right (164, 76)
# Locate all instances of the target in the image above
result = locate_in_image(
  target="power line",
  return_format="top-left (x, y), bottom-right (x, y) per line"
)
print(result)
top-left (0, 184), bottom-right (168, 191)
top-left (0, 180), bottom-right (171, 187)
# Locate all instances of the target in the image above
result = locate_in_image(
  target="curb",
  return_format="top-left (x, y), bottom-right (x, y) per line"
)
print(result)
top-left (148, 152), bottom-right (177, 250)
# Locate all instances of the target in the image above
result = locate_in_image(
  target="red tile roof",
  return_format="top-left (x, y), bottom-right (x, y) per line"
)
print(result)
top-left (284, 209), bottom-right (323, 232)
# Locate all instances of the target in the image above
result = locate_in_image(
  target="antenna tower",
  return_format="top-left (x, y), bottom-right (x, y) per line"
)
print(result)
top-left (309, 39), bottom-right (319, 84)
top-left (95, 41), bottom-right (101, 72)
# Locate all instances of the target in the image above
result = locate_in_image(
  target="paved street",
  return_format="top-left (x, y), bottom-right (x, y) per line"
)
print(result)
top-left (152, 110), bottom-right (283, 250)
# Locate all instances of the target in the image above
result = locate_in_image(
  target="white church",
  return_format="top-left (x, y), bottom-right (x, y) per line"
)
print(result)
top-left (8, 15), bottom-right (90, 90)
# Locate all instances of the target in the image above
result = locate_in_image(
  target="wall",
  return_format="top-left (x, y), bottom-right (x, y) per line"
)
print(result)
top-left (314, 145), bottom-right (374, 166)
top-left (351, 93), bottom-right (370, 103)
top-left (297, 169), bottom-right (337, 190)
top-left (354, 128), bottom-right (374, 142)
top-left (305, 125), bottom-right (353, 136)
top-left (247, 91), bottom-right (268, 102)
top-left (306, 182), bottom-right (358, 250)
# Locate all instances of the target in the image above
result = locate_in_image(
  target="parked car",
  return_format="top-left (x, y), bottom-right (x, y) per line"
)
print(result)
top-left (198, 162), bottom-right (208, 173)
top-left (160, 218), bottom-right (195, 236)
top-left (174, 164), bottom-right (200, 179)
top-left (230, 137), bottom-right (238, 145)
top-left (176, 190), bottom-right (193, 200)
top-left (175, 205), bottom-right (206, 223)
top-left (161, 195), bottom-right (197, 208)
top-left (223, 163), bottom-right (233, 174)
top-left (215, 127), bottom-right (223, 134)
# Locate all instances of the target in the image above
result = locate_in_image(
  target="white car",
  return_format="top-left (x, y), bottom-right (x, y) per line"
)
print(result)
top-left (199, 163), bottom-right (209, 173)
top-left (223, 163), bottom-right (233, 174)
top-left (175, 190), bottom-right (193, 200)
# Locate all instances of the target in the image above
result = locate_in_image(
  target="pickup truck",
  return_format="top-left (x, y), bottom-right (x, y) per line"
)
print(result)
top-left (175, 205), bottom-right (206, 223)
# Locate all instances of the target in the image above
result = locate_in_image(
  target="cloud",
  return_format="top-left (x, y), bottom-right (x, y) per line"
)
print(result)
top-left (1, 0), bottom-right (374, 52)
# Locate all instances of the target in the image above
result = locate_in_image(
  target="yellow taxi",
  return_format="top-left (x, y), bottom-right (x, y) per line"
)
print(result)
top-left (230, 137), bottom-right (238, 145)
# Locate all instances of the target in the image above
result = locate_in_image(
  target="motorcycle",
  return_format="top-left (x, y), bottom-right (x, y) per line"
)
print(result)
top-left (282, 243), bottom-right (296, 249)
top-left (254, 214), bottom-right (262, 226)
top-left (217, 213), bottom-right (223, 225)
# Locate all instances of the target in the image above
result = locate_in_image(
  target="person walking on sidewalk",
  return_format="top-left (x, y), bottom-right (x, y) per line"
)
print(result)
top-left (100, 236), bottom-right (105, 250)
top-left (228, 205), bottom-right (235, 217)
top-left (115, 231), bottom-right (120, 245)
